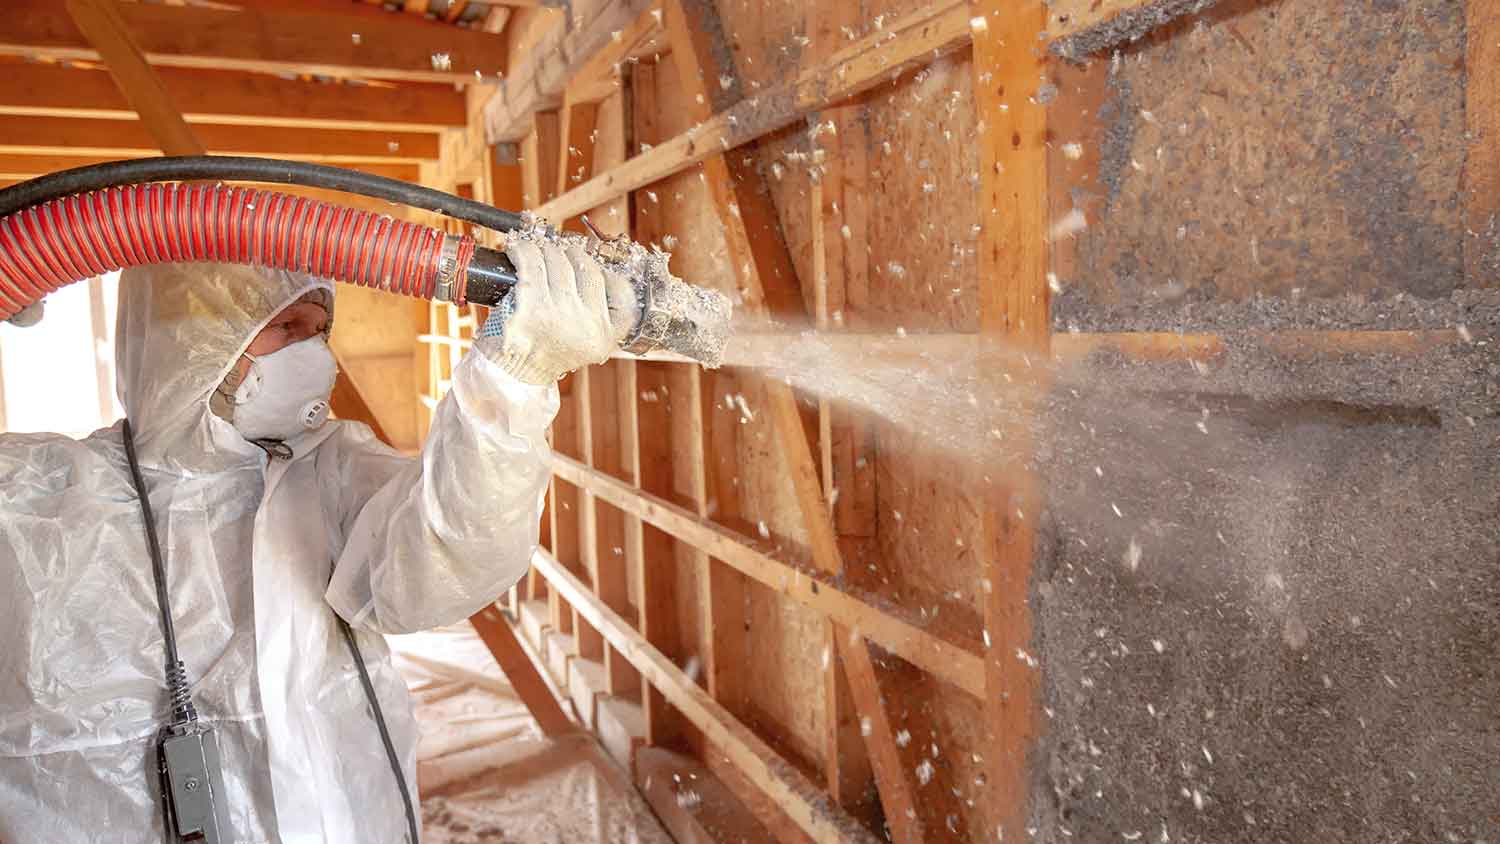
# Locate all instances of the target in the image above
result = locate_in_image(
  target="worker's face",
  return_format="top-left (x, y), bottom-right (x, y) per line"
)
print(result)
top-left (234, 301), bottom-right (331, 378)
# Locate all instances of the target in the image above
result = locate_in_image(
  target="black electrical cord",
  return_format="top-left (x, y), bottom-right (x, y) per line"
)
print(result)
top-left (336, 617), bottom-right (421, 844)
top-left (122, 417), bottom-right (197, 726)
top-left (0, 156), bottom-right (526, 234)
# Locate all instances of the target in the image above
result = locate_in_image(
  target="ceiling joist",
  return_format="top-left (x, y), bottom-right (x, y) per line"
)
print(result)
top-left (0, 0), bottom-right (509, 84)
top-left (0, 152), bottom-right (421, 184)
top-left (0, 114), bottom-right (438, 162)
top-left (0, 61), bottom-right (466, 132)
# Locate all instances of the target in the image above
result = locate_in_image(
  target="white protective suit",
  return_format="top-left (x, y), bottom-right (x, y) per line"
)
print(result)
top-left (0, 263), bottom-right (558, 842)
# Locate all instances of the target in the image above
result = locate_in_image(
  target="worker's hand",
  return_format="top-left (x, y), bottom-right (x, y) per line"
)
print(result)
top-left (476, 236), bottom-right (638, 385)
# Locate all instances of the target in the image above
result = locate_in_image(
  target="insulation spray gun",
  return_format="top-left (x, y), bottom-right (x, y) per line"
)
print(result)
top-left (464, 213), bottom-right (734, 366)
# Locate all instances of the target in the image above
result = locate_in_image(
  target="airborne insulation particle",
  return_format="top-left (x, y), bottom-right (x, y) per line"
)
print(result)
top-left (915, 759), bottom-right (935, 786)
top-left (1048, 209), bottom-right (1088, 241)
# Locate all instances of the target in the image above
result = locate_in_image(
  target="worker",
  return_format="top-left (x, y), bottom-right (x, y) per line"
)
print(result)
top-left (0, 237), bottom-right (637, 842)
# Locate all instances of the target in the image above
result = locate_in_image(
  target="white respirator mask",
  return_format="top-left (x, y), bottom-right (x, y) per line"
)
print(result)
top-left (229, 335), bottom-right (338, 442)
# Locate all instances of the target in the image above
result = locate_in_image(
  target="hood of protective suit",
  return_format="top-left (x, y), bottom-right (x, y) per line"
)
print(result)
top-left (115, 262), bottom-right (335, 470)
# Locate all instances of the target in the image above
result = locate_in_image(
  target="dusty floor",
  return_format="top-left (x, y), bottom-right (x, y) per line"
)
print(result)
top-left (387, 625), bottom-right (672, 844)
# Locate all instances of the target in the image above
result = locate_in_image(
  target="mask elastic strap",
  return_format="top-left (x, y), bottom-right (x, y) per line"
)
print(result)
top-left (250, 439), bottom-right (293, 461)
top-left (214, 353), bottom-right (257, 408)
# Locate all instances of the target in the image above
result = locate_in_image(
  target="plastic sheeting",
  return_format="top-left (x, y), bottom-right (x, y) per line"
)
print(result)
top-left (388, 625), bottom-right (672, 844)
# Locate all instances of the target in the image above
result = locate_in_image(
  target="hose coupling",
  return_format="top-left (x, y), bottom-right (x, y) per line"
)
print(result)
top-left (432, 232), bottom-right (475, 305)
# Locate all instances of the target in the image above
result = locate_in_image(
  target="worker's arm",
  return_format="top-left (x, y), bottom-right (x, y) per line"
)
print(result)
top-left (323, 237), bottom-right (629, 634)
top-left (322, 353), bottom-right (557, 634)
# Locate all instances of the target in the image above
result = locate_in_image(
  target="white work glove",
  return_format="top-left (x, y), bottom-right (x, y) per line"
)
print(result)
top-left (477, 237), bottom-right (639, 385)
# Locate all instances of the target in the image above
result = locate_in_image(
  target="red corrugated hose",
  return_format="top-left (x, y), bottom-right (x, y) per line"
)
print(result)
top-left (0, 183), bottom-right (475, 320)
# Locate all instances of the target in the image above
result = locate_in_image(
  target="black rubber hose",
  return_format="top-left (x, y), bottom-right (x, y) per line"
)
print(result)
top-left (0, 156), bottom-right (526, 234)
top-left (464, 246), bottom-right (518, 307)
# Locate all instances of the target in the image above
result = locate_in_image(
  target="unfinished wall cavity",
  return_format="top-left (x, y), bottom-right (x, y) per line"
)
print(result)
top-left (1031, 2), bottom-right (1500, 840)
top-left (1052, 0), bottom-right (1470, 322)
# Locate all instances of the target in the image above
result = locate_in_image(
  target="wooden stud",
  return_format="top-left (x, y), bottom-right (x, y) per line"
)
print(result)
top-left (973, 2), bottom-right (1050, 840)
top-left (531, 547), bottom-right (882, 844)
top-left (559, 88), bottom-right (608, 665)
top-left (808, 176), bottom-right (878, 815)
top-left (520, 112), bottom-right (570, 616)
top-left (627, 60), bottom-right (691, 748)
top-left (807, 0), bottom-right (876, 539)
top-left (556, 98), bottom-right (601, 230)
top-left (587, 88), bottom-right (642, 698)
top-left (633, 363), bottom-right (690, 746)
top-left (86, 276), bottom-right (113, 424)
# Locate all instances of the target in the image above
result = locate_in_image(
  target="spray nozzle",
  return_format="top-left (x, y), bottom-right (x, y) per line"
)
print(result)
top-left (462, 222), bottom-right (734, 368)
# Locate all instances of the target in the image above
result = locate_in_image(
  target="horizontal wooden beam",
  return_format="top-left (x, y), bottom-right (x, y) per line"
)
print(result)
top-left (482, 0), bottom-right (658, 142)
top-left (0, 0), bottom-right (508, 84)
top-left (1047, 0), bottom-right (1223, 59)
top-left (536, 0), bottom-right (971, 222)
top-left (0, 152), bottom-right (420, 183)
top-left (0, 114), bottom-right (437, 162)
top-left (529, 547), bottom-right (882, 844)
top-left (566, 0), bottom-right (665, 106)
top-left (0, 61), bottom-right (465, 131)
top-left (550, 453), bottom-right (987, 697)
